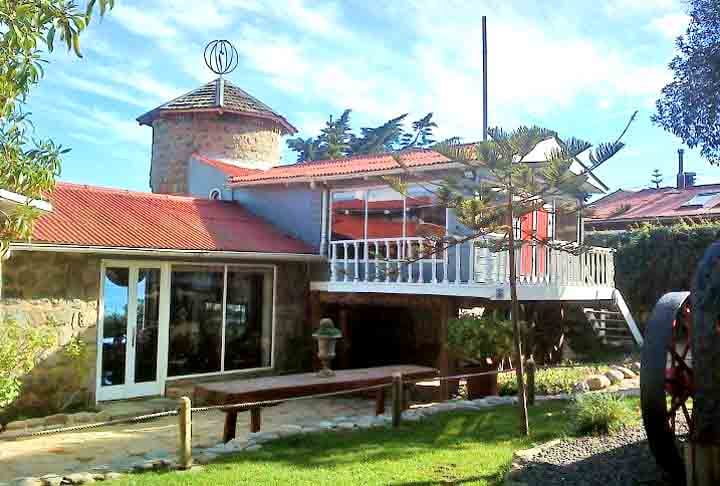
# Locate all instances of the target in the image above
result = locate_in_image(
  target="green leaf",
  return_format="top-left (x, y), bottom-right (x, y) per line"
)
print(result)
top-left (72, 34), bottom-right (83, 58)
top-left (86, 0), bottom-right (97, 23)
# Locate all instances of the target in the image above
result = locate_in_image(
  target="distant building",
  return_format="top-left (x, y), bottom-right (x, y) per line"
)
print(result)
top-left (585, 149), bottom-right (720, 233)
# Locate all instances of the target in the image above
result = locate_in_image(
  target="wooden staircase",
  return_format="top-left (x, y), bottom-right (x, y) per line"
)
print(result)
top-left (583, 290), bottom-right (643, 346)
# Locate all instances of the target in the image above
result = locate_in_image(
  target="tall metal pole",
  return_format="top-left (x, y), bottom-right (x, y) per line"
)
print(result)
top-left (482, 15), bottom-right (488, 141)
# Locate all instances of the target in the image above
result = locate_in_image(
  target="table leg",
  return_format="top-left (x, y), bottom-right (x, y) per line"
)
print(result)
top-left (250, 407), bottom-right (262, 432)
top-left (375, 388), bottom-right (385, 415)
top-left (223, 410), bottom-right (238, 443)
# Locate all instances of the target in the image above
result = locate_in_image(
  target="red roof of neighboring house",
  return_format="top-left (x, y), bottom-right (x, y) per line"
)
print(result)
top-left (26, 182), bottom-right (313, 254)
top-left (587, 183), bottom-right (720, 224)
top-left (228, 150), bottom-right (452, 186)
top-left (192, 153), bottom-right (260, 178)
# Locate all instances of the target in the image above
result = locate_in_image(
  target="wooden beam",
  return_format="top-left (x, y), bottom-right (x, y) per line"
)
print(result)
top-left (338, 307), bottom-right (351, 369)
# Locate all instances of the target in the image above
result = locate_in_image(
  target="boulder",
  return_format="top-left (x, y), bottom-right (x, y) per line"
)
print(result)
top-left (102, 473), bottom-right (123, 481)
top-left (16, 478), bottom-right (43, 486)
top-left (629, 361), bottom-right (641, 373)
top-left (43, 414), bottom-right (69, 427)
top-left (605, 369), bottom-right (624, 385)
top-left (64, 473), bottom-right (95, 485)
top-left (572, 381), bottom-right (590, 393)
top-left (39, 475), bottom-right (62, 486)
top-left (585, 375), bottom-right (611, 390)
top-left (613, 366), bottom-right (636, 379)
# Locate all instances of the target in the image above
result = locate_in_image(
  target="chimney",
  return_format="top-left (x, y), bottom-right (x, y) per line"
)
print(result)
top-left (677, 149), bottom-right (685, 189)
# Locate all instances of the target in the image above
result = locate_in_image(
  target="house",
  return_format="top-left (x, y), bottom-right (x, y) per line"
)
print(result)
top-left (0, 77), bottom-right (638, 410)
top-left (584, 149), bottom-right (720, 233)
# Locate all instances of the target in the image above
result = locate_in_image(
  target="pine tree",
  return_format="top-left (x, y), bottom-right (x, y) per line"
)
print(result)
top-left (401, 113), bottom-right (437, 149)
top-left (286, 137), bottom-right (321, 163)
top-left (388, 116), bottom-right (635, 435)
top-left (351, 113), bottom-right (408, 155)
top-left (651, 169), bottom-right (663, 188)
top-left (318, 109), bottom-right (354, 160)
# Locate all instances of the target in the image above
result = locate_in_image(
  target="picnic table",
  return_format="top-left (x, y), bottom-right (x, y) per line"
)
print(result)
top-left (194, 364), bottom-right (438, 442)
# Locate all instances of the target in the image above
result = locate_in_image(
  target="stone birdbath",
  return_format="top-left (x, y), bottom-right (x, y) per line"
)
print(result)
top-left (313, 318), bottom-right (343, 377)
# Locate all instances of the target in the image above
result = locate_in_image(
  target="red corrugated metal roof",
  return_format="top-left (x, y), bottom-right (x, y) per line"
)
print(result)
top-left (588, 184), bottom-right (720, 222)
top-left (28, 182), bottom-right (313, 254)
top-left (227, 150), bottom-right (452, 186)
top-left (192, 153), bottom-right (260, 178)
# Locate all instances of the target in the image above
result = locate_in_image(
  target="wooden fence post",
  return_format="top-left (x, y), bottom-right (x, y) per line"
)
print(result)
top-left (526, 358), bottom-right (536, 406)
top-left (392, 373), bottom-right (403, 428)
top-left (178, 396), bottom-right (193, 469)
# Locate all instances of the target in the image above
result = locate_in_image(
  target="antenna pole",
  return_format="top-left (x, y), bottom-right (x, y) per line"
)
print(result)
top-left (482, 16), bottom-right (488, 141)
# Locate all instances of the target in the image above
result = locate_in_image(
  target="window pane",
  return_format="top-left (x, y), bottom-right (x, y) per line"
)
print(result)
top-left (101, 268), bottom-right (129, 387)
top-left (367, 187), bottom-right (405, 239)
top-left (134, 268), bottom-right (160, 383)
top-left (406, 184), bottom-right (446, 237)
top-left (331, 190), bottom-right (366, 241)
top-left (168, 265), bottom-right (224, 376)
top-left (224, 270), bottom-right (272, 370)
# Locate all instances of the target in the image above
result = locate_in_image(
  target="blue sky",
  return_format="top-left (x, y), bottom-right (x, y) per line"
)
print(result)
top-left (25, 0), bottom-right (714, 193)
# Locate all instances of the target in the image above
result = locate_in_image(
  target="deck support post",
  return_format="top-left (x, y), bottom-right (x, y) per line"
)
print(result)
top-left (178, 397), bottom-right (193, 469)
top-left (250, 407), bottom-right (262, 433)
top-left (437, 299), bottom-right (454, 401)
top-left (339, 307), bottom-right (350, 369)
top-left (392, 373), bottom-right (403, 428)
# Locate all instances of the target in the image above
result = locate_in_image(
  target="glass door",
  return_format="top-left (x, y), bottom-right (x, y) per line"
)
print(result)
top-left (97, 263), bottom-right (166, 401)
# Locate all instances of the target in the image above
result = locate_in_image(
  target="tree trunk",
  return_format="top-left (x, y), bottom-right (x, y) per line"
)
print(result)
top-left (507, 194), bottom-right (529, 436)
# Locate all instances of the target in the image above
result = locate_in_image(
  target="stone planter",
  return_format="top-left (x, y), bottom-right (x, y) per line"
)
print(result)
top-left (313, 318), bottom-right (343, 377)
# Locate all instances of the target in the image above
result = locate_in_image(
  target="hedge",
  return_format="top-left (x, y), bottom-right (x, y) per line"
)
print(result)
top-left (585, 221), bottom-right (720, 323)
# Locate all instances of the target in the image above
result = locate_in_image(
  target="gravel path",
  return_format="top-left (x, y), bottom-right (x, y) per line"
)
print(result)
top-left (511, 426), bottom-right (683, 485)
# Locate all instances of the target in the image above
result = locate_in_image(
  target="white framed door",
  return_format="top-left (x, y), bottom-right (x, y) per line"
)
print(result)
top-left (96, 262), bottom-right (169, 401)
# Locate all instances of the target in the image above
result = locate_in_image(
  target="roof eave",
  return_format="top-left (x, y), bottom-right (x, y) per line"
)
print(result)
top-left (136, 107), bottom-right (297, 134)
top-left (0, 189), bottom-right (53, 213)
top-left (9, 242), bottom-right (323, 261)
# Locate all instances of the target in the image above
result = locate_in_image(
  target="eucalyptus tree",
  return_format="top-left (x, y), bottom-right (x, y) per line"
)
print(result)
top-left (0, 0), bottom-right (114, 256)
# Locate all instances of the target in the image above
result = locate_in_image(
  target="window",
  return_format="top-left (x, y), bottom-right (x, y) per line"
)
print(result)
top-left (680, 192), bottom-right (720, 208)
top-left (167, 265), bottom-right (273, 377)
top-left (329, 183), bottom-right (447, 242)
top-left (209, 188), bottom-right (222, 200)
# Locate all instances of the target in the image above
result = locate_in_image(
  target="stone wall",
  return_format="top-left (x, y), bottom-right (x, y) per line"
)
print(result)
top-left (1, 252), bottom-right (100, 416)
top-left (150, 113), bottom-right (283, 194)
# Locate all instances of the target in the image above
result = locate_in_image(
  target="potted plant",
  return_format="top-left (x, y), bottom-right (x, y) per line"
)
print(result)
top-left (313, 318), bottom-right (343, 377)
top-left (447, 310), bottom-right (515, 398)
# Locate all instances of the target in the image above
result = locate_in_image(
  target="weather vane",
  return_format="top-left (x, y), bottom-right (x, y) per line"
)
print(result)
top-left (204, 40), bottom-right (238, 76)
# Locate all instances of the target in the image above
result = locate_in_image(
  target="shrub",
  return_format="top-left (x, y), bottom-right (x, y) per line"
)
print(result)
top-left (571, 393), bottom-right (633, 436)
top-left (0, 318), bottom-right (57, 408)
top-left (448, 310), bottom-right (516, 367)
top-left (585, 220), bottom-right (720, 321)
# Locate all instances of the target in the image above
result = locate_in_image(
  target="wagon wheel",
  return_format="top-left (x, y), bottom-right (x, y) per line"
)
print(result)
top-left (641, 291), bottom-right (694, 485)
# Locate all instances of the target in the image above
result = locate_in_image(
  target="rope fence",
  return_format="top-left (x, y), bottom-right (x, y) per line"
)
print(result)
top-left (2, 359), bottom-right (633, 469)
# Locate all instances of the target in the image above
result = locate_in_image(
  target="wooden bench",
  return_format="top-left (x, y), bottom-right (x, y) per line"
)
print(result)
top-left (194, 364), bottom-right (438, 442)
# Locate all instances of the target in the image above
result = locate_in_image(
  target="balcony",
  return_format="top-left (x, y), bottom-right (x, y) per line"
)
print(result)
top-left (310, 237), bottom-right (617, 302)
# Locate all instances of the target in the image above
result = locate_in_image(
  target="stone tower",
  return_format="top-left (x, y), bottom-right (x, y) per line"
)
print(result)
top-left (137, 78), bottom-right (297, 195)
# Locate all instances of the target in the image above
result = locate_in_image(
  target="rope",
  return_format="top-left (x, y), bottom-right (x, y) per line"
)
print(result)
top-left (2, 362), bottom-right (632, 440)
top-left (4, 409), bottom-right (179, 441)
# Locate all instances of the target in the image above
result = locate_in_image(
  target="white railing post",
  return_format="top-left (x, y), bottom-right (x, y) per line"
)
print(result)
top-left (353, 241), bottom-right (360, 282)
top-left (455, 240), bottom-right (462, 285)
top-left (443, 243), bottom-right (449, 284)
top-left (364, 240), bottom-right (369, 283)
top-left (343, 242), bottom-right (349, 282)
top-left (468, 240), bottom-right (475, 285)
top-left (432, 242), bottom-right (438, 284)
top-left (330, 242), bottom-right (337, 282)
top-left (385, 241), bottom-right (391, 283)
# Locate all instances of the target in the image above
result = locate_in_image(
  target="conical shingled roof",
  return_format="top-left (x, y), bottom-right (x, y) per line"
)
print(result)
top-left (136, 78), bottom-right (297, 134)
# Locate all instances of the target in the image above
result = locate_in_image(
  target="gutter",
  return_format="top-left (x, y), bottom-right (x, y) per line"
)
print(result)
top-left (0, 189), bottom-right (53, 213)
top-left (8, 243), bottom-right (325, 262)
top-left (229, 161), bottom-right (464, 187)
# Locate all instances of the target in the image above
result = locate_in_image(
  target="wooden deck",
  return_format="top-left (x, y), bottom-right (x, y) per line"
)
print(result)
top-left (195, 365), bottom-right (438, 441)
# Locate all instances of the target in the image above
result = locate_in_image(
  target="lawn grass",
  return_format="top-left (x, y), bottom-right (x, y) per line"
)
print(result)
top-left (108, 398), bottom-right (640, 486)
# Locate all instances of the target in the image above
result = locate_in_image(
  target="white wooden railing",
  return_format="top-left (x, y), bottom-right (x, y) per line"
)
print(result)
top-left (328, 237), bottom-right (615, 288)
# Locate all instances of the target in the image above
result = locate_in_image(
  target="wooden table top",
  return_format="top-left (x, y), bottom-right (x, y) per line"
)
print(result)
top-left (194, 365), bottom-right (438, 404)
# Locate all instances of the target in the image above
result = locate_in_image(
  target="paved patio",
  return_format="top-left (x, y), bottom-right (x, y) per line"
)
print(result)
top-left (0, 396), bottom-right (379, 481)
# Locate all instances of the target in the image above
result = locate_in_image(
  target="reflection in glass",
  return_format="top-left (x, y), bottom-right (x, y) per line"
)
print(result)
top-left (167, 265), bottom-right (224, 376)
top-left (224, 270), bottom-right (272, 370)
top-left (405, 184), bottom-right (446, 238)
top-left (331, 190), bottom-right (366, 241)
top-left (134, 268), bottom-right (160, 383)
top-left (101, 268), bottom-right (129, 387)
top-left (367, 187), bottom-right (404, 239)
